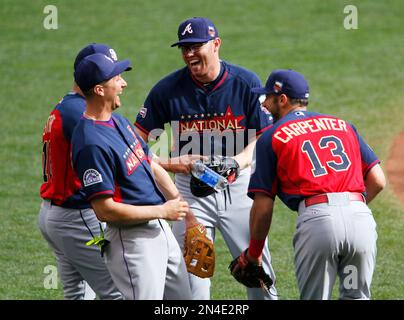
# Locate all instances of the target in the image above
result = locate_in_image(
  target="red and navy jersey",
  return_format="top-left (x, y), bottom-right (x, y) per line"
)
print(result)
top-left (248, 110), bottom-right (380, 211)
top-left (40, 92), bottom-right (89, 209)
top-left (71, 113), bottom-right (166, 206)
top-left (135, 61), bottom-right (273, 157)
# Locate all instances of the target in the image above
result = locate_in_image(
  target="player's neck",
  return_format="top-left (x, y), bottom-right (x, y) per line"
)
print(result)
top-left (84, 101), bottom-right (112, 121)
top-left (194, 60), bottom-right (221, 84)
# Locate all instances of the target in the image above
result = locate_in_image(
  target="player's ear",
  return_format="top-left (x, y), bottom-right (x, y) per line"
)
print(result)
top-left (213, 37), bottom-right (221, 52)
top-left (279, 93), bottom-right (288, 106)
top-left (93, 84), bottom-right (105, 97)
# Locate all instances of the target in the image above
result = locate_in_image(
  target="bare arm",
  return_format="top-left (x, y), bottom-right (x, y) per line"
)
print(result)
top-left (91, 196), bottom-right (189, 225)
top-left (247, 193), bottom-right (275, 263)
top-left (249, 193), bottom-right (275, 241)
top-left (364, 163), bottom-right (386, 203)
top-left (150, 159), bottom-right (181, 200)
top-left (233, 136), bottom-right (259, 170)
top-left (150, 159), bottom-right (202, 227)
top-left (135, 127), bottom-right (149, 143)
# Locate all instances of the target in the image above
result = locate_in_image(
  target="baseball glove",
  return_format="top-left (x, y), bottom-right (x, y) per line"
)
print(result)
top-left (190, 155), bottom-right (240, 197)
top-left (183, 219), bottom-right (215, 278)
top-left (229, 249), bottom-right (273, 290)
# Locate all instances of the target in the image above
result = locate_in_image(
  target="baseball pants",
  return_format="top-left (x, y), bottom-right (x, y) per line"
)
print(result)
top-left (103, 219), bottom-right (192, 300)
top-left (38, 200), bottom-right (123, 300)
top-left (294, 192), bottom-right (377, 300)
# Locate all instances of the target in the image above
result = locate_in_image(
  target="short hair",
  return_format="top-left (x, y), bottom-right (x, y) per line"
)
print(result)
top-left (82, 87), bottom-right (95, 99)
top-left (82, 80), bottom-right (108, 99)
top-left (289, 97), bottom-right (309, 107)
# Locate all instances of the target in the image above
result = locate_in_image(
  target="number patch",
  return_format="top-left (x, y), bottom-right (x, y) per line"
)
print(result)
top-left (301, 135), bottom-right (351, 177)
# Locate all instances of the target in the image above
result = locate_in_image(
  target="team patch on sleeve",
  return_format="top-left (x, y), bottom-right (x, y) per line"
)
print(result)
top-left (83, 169), bottom-right (103, 187)
top-left (139, 106), bottom-right (148, 118)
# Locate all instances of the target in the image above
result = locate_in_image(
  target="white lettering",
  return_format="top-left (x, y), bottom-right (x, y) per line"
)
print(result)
top-left (343, 5), bottom-right (358, 30)
top-left (43, 5), bottom-right (58, 30)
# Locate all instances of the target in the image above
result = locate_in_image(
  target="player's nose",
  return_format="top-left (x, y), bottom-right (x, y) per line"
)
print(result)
top-left (120, 78), bottom-right (128, 88)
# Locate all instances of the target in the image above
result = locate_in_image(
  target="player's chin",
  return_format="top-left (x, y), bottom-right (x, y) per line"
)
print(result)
top-left (114, 96), bottom-right (121, 109)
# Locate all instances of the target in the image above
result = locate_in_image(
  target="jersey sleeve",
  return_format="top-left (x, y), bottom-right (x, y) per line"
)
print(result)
top-left (349, 123), bottom-right (380, 177)
top-left (73, 144), bottom-right (116, 200)
top-left (248, 132), bottom-right (278, 199)
top-left (245, 74), bottom-right (273, 135)
top-left (134, 86), bottom-right (169, 139)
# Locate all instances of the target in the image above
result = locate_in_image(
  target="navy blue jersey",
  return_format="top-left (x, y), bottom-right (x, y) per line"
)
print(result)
top-left (72, 113), bottom-right (166, 206)
top-left (40, 92), bottom-right (90, 209)
top-left (248, 110), bottom-right (380, 211)
top-left (135, 61), bottom-right (273, 157)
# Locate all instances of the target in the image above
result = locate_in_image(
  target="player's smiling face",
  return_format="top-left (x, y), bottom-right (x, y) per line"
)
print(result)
top-left (262, 94), bottom-right (281, 122)
top-left (180, 38), bottom-right (221, 83)
top-left (102, 74), bottom-right (127, 110)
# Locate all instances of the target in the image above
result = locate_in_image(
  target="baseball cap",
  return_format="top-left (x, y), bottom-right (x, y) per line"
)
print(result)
top-left (74, 53), bottom-right (132, 92)
top-left (74, 43), bottom-right (119, 70)
top-left (171, 17), bottom-right (218, 47)
top-left (251, 69), bottom-right (310, 99)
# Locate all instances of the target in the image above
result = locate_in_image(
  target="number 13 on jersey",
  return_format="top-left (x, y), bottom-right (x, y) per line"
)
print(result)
top-left (301, 135), bottom-right (351, 177)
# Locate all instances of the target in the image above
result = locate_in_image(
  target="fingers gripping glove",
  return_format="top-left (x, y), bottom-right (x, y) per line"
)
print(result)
top-left (190, 156), bottom-right (240, 197)
top-left (183, 223), bottom-right (215, 278)
top-left (229, 249), bottom-right (273, 290)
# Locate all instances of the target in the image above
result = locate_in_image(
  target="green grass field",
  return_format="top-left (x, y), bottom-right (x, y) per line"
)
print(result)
top-left (0, 0), bottom-right (403, 299)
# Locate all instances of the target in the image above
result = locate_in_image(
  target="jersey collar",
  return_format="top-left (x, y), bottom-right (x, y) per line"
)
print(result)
top-left (190, 61), bottom-right (228, 93)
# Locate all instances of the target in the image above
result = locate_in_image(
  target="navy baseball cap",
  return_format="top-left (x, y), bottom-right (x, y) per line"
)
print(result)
top-left (74, 43), bottom-right (118, 70)
top-left (74, 53), bottom-right (132, 92)
top-left (171, 17), bottom-right (218, 47)
top-left (251, 69), bottom-right (310, 99)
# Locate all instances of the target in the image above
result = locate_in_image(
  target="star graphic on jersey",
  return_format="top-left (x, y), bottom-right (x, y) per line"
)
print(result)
top-left (179, 105), bottom-right (245, 133)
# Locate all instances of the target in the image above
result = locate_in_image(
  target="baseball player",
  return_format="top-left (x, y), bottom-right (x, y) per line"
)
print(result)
top-left (38, 43), bottom-right (123, 300)
top-left (134, 17), bottom-right (277, 300)
top-left (241, 69), bottom-right (386, 299)
top-left (71, 53), bottom-right (192, 300)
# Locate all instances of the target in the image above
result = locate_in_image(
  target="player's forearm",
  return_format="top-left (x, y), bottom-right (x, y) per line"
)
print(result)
top-left (154, 155), bottom-right (205, 174)
top-left (233, 138), bottom-right (257, 170)
top-left (91, 196), bottom-right (166, 225)
top-left (249, 194), bottom-right (274, 240)
top-left (247, 194), bottom-right (274, 262)
top-left (154, 157), bottom-right (176, 173)
top-left (150, 160), bottom-right (181, 200)
top-left (364, 164), bottom-right (386, 203)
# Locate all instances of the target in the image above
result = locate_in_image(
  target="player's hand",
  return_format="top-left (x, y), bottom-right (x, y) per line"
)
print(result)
top-left (167, 155), bottom-right (208, 174)
top-left (161, 198), bottom-right (189, 221)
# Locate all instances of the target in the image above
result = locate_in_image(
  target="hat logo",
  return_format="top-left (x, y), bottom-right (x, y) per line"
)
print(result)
top-left (103, 55), bottom-right (114, 63)
top-left (109, 49), bottom-right (118, 61)
top-left (181, 23), bottom-right (193, 35)
top-left (273, 81), bottom-right (283, 93)
top-left (208, 26), bottom-right (215, 37)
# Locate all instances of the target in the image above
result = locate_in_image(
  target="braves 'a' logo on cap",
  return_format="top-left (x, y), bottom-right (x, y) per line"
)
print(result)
top-left (83, 169), bottom-right (103, 187)
top-left (273, 81), bottom-right (283, 93)
top-left (181, 23), bottom-right (193, 35)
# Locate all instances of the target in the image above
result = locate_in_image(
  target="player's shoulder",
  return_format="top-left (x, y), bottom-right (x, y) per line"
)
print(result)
top-left (149, 66), bottom-right (189, 94)
top-left (54, 92), bottom-right (85, 119)
top-left (71, 118), bottom-right (105, 150)
top-left (223, 61), bottom-right (261, 86)
top-left (55, 92), bottom-right (85, 111)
